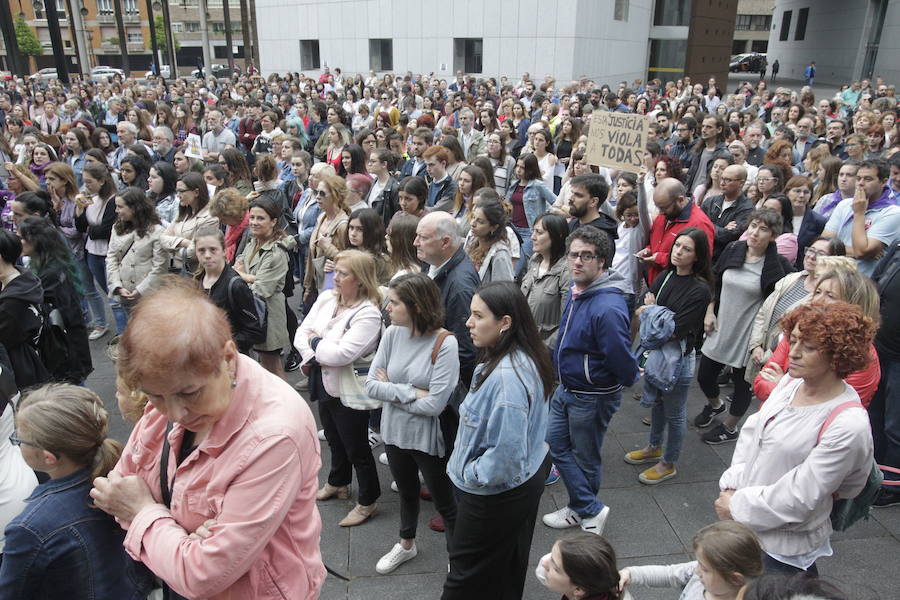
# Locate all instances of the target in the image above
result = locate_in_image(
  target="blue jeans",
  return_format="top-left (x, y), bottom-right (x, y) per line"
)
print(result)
top-left (512, 225), bottom-right (532, 280)
top-left (86, 252), bottom-right (121, 332)
top-left (648, 352), bottom-right (695, 464)
top-left (80, 255), bottom-right (108, 329)
top-left (870, 350), bottom-right (900, 489)
top-left (546, 385), bottom-right (620, 517)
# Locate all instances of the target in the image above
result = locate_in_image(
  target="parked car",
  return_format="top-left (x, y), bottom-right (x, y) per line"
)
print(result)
top-left (191, 63), bottom-right (232, 79)
top-left (90, 66), bottom-right (125, 82)
top-left (28, 68), bottom-right (58, 82)
top-left (729, 53), bottom-right (767, 73)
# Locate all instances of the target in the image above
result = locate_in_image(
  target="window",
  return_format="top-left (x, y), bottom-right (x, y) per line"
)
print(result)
top-left (123, 0), bottom-right (139, 15)
top-left (454, 38), bottom-right (483, 74)
top-left (127, 32), bottom-right (143, 43)
top-left (654, 0), bottom-right (691, 27)
top-left (732, 40), bottom-right (746, 55)
top-left (300, 40), bottom-right (320, 70)
top-left (795, 7), bottom-right (809, 40)
top-left (183, 22), bottom-right (201, 33)
top-left (614, 0), bottom-right (629, 21)
top-left (369, 39), bottom-right (392, 72)
top-left (779, 10), bottom-right (792, 41)
top-left (171, 22), bottom-right (184, 33)
top-left (735, 15), bottom-right (751, 30)
top-left (751, 15), bottom-right (771, 30)
top-left (648, 38), bottom-right (687, 82)
top-left (96, 0), bottom-right (113, 16)
top-left (751, 40), bottom-right (768, 53)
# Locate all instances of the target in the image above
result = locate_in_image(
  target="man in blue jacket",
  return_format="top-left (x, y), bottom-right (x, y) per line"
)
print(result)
top-left (543, 226), bottom-right (639, 535)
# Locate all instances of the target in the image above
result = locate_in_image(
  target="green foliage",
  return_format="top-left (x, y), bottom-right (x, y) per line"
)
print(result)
top-left (155, 15), bottom-right (180, 53)
top-left (14, 17), bottom-right (42, 57)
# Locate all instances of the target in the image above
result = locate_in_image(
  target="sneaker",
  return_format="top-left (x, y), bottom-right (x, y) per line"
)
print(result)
top-left (638, 464), bottom-right (677, 485)
top-left (873, 488), bottom-right (900, 508)
top-left (88, 326), bottom-right (108, 341)
top-left (702, 423), bottom-right (739, 445)
top-left (390, 481), bottom-right (399, 493)
top-left (641, 415), bottom-right (652, 426)
top-left (624, 447), bottom-right (663, 465)
top-left (545, 464), bottom-right (561, 486)
top-left (293, 378), bottom-right (309, 391)
top-left (378, 452), bottom-right (389, 465)
top-left (317, 429), bottom-right (326, 441)
top-left (376, 542), bottom-right (417, 575)
top-left (284, 348), bottom-right (302, 372)
top-left (368, 428), bottom-right (383, 448)
top-left (694, 402), bottom-right (727, 428)
top-left (428, 515), bottom-right (445, 532)
top-left (542, 506), bottom-right (582, 529)
top-left (580, 505), bottom-right (611, 535)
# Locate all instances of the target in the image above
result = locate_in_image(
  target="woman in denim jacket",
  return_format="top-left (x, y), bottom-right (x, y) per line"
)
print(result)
top-left (0, 384), bottom-right (152, 599)
top-left (442, 281), bottom-right (554, 600)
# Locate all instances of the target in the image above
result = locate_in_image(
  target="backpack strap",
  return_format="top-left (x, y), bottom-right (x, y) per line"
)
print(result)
top-left (816, 400), bottom-right (864, 445)
top-left (431, 329), bottom-right (452, 365)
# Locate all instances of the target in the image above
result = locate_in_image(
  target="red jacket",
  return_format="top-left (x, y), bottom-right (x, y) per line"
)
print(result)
top-left (645, 202), bottom-right (715, 282)
top-left (753, 336), bottom-right (881, 407)
top-left (238, 117), bottom-right (259, 152)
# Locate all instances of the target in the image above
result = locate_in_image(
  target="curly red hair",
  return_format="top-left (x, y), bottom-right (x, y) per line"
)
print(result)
top-left (780, 302), bottom-right (875, 379)
top-left (655, 155), bottom-right (683, 182)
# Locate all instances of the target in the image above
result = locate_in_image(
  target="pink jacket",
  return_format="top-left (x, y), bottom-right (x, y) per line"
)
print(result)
top-left (114, 355), bottom-right (325, 599)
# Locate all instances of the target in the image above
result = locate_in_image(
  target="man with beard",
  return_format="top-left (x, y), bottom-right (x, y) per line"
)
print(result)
top-left (567, 174), bottom-right (618, 251)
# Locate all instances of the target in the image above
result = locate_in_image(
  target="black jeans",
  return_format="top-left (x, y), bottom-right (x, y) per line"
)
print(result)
top-left (697, 354), bottom-right (752, 418)
top-left (441, 454), bottom-right (550, 600)
top-left (317, 389), bottom-right (381, 506)
top-left (385, 444), bottom-right (456, 547)
top-left (763, 553), bottom-right (819, 576)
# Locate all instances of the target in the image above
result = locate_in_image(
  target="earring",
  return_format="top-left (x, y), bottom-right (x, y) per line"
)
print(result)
top-left (230, 378), bottom-right (237, 388)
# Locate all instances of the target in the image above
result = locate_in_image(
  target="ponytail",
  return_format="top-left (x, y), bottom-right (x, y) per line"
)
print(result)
top-left (92, 438), bottom-right (124, 479)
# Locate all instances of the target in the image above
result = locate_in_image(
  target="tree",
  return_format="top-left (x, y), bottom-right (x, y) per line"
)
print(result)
top-left (14, 17), bottom-right (42, 57)
top-left (155, 15), bottom-right (180, 54)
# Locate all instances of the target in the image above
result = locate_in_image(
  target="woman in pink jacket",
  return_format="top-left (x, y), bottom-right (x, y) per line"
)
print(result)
top-left (90, 280), bottom-right (326, 600)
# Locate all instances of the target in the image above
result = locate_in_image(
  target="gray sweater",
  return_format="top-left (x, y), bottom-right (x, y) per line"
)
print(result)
top-left (365, 326), bottom-right (460, 457)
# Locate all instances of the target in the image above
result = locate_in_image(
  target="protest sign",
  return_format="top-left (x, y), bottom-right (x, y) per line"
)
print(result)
top-left (184, 133), bottom-right (203, 159)
top-left (585, 111), bottom-right (651, 173)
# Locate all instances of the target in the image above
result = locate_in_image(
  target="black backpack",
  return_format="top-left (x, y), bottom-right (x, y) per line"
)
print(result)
top-left (226, 276), bottom-right (268, 345)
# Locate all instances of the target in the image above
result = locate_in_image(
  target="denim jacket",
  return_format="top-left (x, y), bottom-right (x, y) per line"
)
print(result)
top-left (0, 468), bottom-right (153, 599)
top-left (447, 350), bottom-right (549, 495)
top-left (506, 178), bottom-right (556, 227)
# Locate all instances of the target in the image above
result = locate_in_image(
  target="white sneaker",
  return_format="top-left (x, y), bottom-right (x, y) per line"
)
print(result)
top-left (317, 429), bottom-right (326, 442)
top-left (368, 428), bottom-right (383, 448)
top-left (580, 505), bottom-right (611, 536)
top-left (88, 326), bottom-right (108, 341)
top-left (390, 481), bottom-right (399, 493)
top-left (375, 542), bottom-right (417, 575)
top-left (378, 452), bottom-right (389, 465)
top-left (542, 506), bottom-right (582, 529)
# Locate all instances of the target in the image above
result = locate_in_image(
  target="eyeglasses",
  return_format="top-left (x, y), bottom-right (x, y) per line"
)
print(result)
top-left (9, 432), bottom-right (40, 449)
top-left (756, 177), bottom-right (774, 183)
top-left (567, 251), bottom-right (598, 263)
top-left (805, 248), bottom-right (829, 258)
top-left (315, 190), bottom-right (328, 197)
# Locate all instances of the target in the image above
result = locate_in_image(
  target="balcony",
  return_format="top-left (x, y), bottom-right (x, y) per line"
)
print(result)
top-left (95, 13), bottom-right (141, 24)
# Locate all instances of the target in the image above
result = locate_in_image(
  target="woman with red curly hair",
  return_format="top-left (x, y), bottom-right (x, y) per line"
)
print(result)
top-left (715, 301), bottom-right (876, 576)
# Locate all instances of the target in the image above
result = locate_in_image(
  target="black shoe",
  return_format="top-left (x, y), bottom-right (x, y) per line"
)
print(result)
top-left (694, 403), bottom-right (727, 428)
top-left (873, 488), bottom-right (900, 508)
top-left (702, 423), bottom-right (739, 445)
top-left (284, 349), bottom-right (302, 372)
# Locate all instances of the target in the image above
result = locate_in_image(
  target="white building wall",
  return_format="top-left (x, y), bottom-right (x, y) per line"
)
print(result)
top-left (766, 0), bottom-right (885, 84)
top-left (255, 0), bottom-right (651, 85)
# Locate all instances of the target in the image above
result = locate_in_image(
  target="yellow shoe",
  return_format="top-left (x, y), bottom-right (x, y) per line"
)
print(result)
top-left (624, 447), bottom-right (663, 465)
top-left (638, 464), bottom-right (677, 485)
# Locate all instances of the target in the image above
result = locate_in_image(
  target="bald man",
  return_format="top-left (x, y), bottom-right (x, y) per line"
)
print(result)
top-left (638, 178), bottom-right (715, 282)
top-left (700, 164), bottom-right (754, 260)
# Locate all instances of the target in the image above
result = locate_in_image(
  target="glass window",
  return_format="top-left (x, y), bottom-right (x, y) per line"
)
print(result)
top-left (300, 40), bottom-right (320, 70)
top-left (648, 38), bottom-right (687, 82)
top-left (780, 10), bottom-right (792, 41)
top-left (369, 39), bottom-right (393, 72)
top-left (614, 0), bottom-right (629, 21)
top-left (454, 38), bottom-right (483, 74)
top-left (654, 0), bottom-right (691, 27)
top-left (735, 15), bottom-right (751, 30)
top-left (795, 7), bottom-right (809, 40)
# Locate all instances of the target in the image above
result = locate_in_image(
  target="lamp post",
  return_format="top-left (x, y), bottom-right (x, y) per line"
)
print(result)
top-left (0, 1), bottom-right (24, 76)
top-left (144, 0), bottom-right (160, 78)
top-left (35, 0), bottom-right (70, 84)
top-left (69, 2), bottom-right (91, 76)
top-left (154, 0), bottom-right (177, 76)
top-left (112, 0), bottom-right (130, 76)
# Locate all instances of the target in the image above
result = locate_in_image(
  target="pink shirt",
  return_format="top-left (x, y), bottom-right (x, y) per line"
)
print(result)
top-left (114, 355), bottom-right (325, 599)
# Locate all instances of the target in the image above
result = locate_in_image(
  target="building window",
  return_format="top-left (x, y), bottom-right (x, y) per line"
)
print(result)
top-left (751, 40), bottom-right (768, 53)
top-left (300, 40), bottom-right (321, 70)
top-left (648, 38), bottom-right (687, 82)
top-left (453, 38), bottom-right (483, 74)
top-left (614, 0), bottom-right (629, 21)
top-left (369, 39), bottom-right (392, 72)
top-left (171, 22), bottom-right (184, 33)
top-left (127, 32), bottom-right (143, 44)
top-left (96, 0), bottom-right (113, 16)
top-left (779, 10), bottom-right (792, 41)
top-left (123, 0), bottom-right (139, 15)
top-left (735, 15), bottom-right (751, 30)
top-left (183, 21), bottom-right (200, 33)
top-left (795, 7), bottom-right (809, 40)
top-left (654, 0), bottom-right (691, 27)
top-left (752, 15), bottom-right (772, 30)
top-left (732, 40), bottom-right (746, 55)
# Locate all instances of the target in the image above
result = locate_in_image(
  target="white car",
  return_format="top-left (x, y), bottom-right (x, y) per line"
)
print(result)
top-left (28, 68), bottom-right (58, 82)
top-left (90, 67), bottom-right (125, 82)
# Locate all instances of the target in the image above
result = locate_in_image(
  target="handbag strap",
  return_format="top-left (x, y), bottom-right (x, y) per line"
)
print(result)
top-left (815, 400), bottom-right (863, 445)
top-left (160, 421), bottom-right (174, 508)
top-left (431, 329), bottom-right (452, 365)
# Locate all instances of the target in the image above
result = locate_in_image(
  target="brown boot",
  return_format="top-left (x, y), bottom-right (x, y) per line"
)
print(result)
top-left (338, 503), bottom-right (377, 527)
top-left (316, 483), bottom-right (350, 501)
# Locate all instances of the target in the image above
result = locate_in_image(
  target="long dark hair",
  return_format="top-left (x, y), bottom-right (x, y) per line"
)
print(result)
top-left (534, 212), bottom-right (568, 265)
top-left (114, 187), bottom-right (161, 237)
top-left (473, 281), bottom-right (555, 400)
top-left (346, 207), bottom-right (386, 254)
top-left (120, 154), bottom-right (150, 191)
top-left (338, 143), bottom-right (368, 177)
top-left (668, 227), bottom-right (714, 286)
top-left (761, 193), bottom-right (793, 233)
top-left (220, 147), bottom-right (252, 184)
top-left (149, 161), bottom-right (178, 199)
top-left (177, 172), bottom-right (210, 221)
top-left (248, 196), bottom-right (287, 241)
top-left (556, 532), bottom-right (622, 600)
top-left (13, 190), bottom-right (58, 225)
top-left (17, 216), bottom-right (83, 292)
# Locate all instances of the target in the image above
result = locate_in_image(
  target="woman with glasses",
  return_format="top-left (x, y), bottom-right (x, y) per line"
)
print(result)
top-left (844, 133), bottom-right (867, 162)
top-left (783, 175), bottom-right (827, 269)
top-left (752, 164), bottom-right (786, 209)
top-left (486, 131), bottom-right (517, 198)
top-left (0, 384), bottom-right (153, 598)
top-left (161, 172), bottom-right (219, 275)
top-left (303, 175), bottom-right (350, 305)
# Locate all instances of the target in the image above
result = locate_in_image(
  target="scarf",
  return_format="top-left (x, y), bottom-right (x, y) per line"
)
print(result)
top-left (225, 212), bottom-right (250, 263)
top-left (818, 188), bottom-right (845, 217)
top-left (843, 185), bottom-right (897, 227)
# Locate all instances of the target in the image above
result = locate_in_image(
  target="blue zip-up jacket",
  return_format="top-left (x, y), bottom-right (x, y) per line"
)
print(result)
top-left (554, 269), bottom-right (639, 394)
top-left (447, 350), bottom-right (549, 495)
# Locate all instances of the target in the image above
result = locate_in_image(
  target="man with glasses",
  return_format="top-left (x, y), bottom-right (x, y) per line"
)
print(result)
top-left (667, 116), bottom-right (696, 166)
top-left (543, 226), bottom-right (638, 536)
top-left (700, 164), bottom-right (752, 260)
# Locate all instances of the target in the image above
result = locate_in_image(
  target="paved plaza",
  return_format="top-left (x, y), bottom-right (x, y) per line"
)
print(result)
top-left (89, 334), bottom-right (899, 600)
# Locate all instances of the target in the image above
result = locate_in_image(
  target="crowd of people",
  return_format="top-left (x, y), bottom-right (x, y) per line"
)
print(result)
top-left (0, 62), bottom-right (895, 599)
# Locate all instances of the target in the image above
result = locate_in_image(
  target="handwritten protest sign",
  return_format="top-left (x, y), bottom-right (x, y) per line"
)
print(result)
top-left (184, 133), bottom-right (203, 159)
top-left (585, 111), bottom-right (651, 173)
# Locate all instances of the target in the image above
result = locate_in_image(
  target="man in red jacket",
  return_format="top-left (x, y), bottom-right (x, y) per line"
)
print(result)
top-left (637, 178), bottom-right (715, 283)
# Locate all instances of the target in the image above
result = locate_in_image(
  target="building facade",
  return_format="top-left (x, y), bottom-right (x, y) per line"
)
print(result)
top-left (733, 0), bottom-right (773, 55)
top-left (257, 0), bottom-right (738, 87)
top-left (766, 0), bottom-right (900, 85)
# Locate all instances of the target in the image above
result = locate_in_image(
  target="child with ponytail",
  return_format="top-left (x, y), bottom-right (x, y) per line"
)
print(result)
top-left (0, 383), bottom-right (153, 598)
top-left (536, 532), bottom-right (628, 600)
